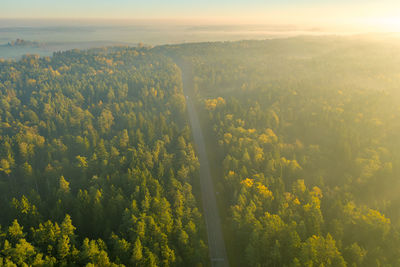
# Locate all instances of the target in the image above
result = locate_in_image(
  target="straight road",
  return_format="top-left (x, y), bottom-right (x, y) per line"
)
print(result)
top-left (180, 63), bottom-right (229, 267)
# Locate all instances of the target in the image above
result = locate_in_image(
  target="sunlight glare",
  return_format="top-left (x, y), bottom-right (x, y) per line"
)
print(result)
top-left (369, 17), bottom-right (400, 32)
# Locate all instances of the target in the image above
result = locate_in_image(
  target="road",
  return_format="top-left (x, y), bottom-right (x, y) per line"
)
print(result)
top-left (179, 62), bottom-right (229, 267)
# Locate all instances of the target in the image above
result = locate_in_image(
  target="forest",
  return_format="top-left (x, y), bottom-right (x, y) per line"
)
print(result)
top-left (1, 36), bottom-right (400, 266)
top-left (0, 47), bottom-right (207, 266)
top-left (163, 36), bottom-right (400, 266)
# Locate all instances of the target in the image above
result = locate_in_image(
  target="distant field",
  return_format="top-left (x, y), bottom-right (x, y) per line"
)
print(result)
top-left (0, 23), bottom-right (354, 59)
top-left (0, 46), bottom-right (52, 59)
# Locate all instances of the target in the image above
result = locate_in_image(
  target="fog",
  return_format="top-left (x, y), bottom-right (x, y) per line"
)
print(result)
top-left (0, 19), bottom-right (388, 59)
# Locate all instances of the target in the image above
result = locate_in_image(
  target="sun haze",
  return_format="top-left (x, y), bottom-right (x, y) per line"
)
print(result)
top-left (2, 1), bottom-right (400, 267)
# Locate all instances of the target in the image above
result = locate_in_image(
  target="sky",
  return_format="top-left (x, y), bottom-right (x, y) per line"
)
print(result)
top-left (1, 0), bottom-right (400, 31)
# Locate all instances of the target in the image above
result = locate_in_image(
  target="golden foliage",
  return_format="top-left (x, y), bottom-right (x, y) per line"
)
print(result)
top-left (204, 97), bottom-right (226, 111)
top-left (241, 178), bottom-right (254, 188)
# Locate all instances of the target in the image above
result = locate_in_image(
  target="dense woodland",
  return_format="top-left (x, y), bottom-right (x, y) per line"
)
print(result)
top-left (0, 48), bottom-right (207, 266)
top-left (1, 36), bottom-right (400, 266)
top-left (165, 37), bottom-right (400, 266)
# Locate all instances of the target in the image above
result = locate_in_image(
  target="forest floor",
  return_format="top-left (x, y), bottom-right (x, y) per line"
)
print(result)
top-left (180, 63), bottom-right (229, 267)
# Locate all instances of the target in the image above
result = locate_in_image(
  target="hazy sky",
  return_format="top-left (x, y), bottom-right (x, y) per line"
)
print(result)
top-left (1, 0), bottom-right (400, 30)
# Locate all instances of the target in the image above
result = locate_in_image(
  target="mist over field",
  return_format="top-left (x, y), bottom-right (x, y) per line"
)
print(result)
top-left (0, 19), bottom-right (372, 59)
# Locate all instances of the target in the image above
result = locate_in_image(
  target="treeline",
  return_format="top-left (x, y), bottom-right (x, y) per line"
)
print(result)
top-left (163, 37), bottom-right (400, 266)
top-left (0, 48), bottom-right (207, 266)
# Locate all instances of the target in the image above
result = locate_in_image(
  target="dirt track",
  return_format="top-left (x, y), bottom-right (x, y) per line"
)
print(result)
top-left (180, 63), bottom-right (229, 267)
